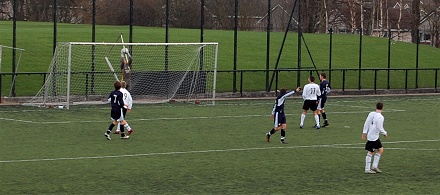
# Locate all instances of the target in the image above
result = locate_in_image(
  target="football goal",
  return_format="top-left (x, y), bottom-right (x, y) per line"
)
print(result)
top-left (24, 42), bottom-right (218, 109)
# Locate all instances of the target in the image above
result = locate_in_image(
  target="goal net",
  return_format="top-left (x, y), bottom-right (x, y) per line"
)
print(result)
top-left (0, 45), bottom-right (24, 100)
top-left (24, 42), bottom-right (218, 109)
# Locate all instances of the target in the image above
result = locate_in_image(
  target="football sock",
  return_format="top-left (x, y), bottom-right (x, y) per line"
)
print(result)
top-left (365, 153), bottom-right (373, 170)
top-left (280, 129), bottom-right (285, 141)
top-left (124, 124), bottom-right (131, 131)
top-left (314, 115), bottom-right (320, 127)
top-left (372, 153), bottom-right (381, 168)
top-left (118, 124), bottom-right (124, 132)
top-left (318, 114), bottom-right (321, 122)
top-left (107, 124), bottom-right (115, 134)
top-left (300, 114), bottom-right (306, 126)
top-left (269, 128), bottom-right (276, 135)
top-left (322, 112), bottom-right (327, 120)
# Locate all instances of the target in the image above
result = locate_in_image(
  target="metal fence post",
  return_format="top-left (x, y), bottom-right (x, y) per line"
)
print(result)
top-left (405, 70), bottom-right (408, 93)
top-left (387, 28), bottom-right (391, 89)
top-left (435, 69), bottom-right (438, 92)
top-left (0, 73), bottom-right (2, 103)
top-left (358, 28), bottom-right (362, 90)
top-left (329, 28), bottom-right (333, 84)
top-left (265, 0), bottom-right (271, 92)
top-left (415, 29), bottom-right (420, 89)
top-left (374, 69), bottom-right (377, 93)
top-left (233, 0), bottom-right (238, 93)
top-left (240, 71), bottom-right (243, 97)
top-left (342, 70), bottom-right (346, 91)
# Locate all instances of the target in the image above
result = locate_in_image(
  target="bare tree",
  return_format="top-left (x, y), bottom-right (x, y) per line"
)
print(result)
top-left (205, 0), bottom-right (235, 30)
top-left (396, 0), bottom-right (403, 40)
top-left (324, 0), bottom-right (329, 31)
top-left (96, 0), bottom-right (130, 25)
top-left (379, 0), bottom-right (384, 35)
top-left (347, 0), bottom-right (357, 33)
top-left (360, 0), bottom-right (364, 33)
top-left (430, 13), bottom-right (440, 47)
top-left (371, 0), bottom-right (375, 32)
top-left (132, 0), bottom-right (163, 27)
top-left (0, 0), bottom-right (12, 20)
top-left (168, 0), bottom-right (199, 28)
top-left (420, 0), bottom-right (440, 47)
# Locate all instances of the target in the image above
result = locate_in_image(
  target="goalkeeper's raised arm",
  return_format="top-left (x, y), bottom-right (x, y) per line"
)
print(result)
top-left (120, 48), bottom-right (133, 90)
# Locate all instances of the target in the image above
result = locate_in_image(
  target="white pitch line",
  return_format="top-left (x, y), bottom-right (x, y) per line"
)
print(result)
top-left (0, 109), bottom-right (405, 124)
top-left (0, 139), bottom-right (438, 163)
top-left (331, 146), bottom-right (440, 151)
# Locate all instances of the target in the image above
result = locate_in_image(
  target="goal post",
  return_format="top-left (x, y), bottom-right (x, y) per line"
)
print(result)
top-left (24, 42), bottom-right (218, 109)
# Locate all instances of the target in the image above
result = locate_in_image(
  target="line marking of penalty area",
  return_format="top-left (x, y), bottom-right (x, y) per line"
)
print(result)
top-left (1, 139), bottom-right (438, 163)
top-left (328, 146), bottom-right (440, 151)
top-left (0, 109), bottom-right (405, 124)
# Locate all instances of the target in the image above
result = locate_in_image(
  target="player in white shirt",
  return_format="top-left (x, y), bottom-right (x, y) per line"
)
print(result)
top-left (299, 75), bottom-right (321, 129)
top-left (362, 102), bottom-right (388, 174)
top-left (114, 81), bottom-right (133, 135)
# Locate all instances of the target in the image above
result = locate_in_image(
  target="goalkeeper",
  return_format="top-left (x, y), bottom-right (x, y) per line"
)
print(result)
top-left (120, 48), bottom-right (133, 91)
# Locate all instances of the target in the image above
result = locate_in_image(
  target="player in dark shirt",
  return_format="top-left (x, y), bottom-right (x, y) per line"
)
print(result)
top-left (265, 87), bottom-right (301, 144)
top-left (318, 73), bottom-right (331, 127)
top-left (104, 81), bottom-right (131, 140)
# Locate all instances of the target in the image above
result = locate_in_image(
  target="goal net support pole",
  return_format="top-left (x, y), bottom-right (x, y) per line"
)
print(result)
top-left (0, 45), bottom-right (25, 102)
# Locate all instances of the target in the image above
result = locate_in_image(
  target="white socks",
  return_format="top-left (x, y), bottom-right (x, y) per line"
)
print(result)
top-left (314, 114), bottom-right (320, 127)
top-left (365, 153), bottom-right (372, 171)
top-left (300, 114), bottom-right (306, 126)
top-left (116, 123), bottom-right (131, 132)
top-left (124, 124), bottom-right (131, 131)
top-left (300, 114), bottom-right (320, 127)
top-left (116, 122), bottom-right (121, 132)
top-left (372, 153), bottom-right (381, 169)
top-left (366, 153), bottom-right (382, 170)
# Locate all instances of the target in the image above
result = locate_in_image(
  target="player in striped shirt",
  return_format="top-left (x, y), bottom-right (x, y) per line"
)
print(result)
top-left (265, 87), bottom-right (302, 144)
top-left (362, 102), bottom-right (388, 174)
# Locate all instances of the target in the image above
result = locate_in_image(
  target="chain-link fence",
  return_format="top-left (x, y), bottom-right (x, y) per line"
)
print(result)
top-left (1, 0), bottom-right (439, 99)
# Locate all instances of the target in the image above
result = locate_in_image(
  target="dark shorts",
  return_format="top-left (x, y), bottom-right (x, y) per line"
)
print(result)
top-left (274, 112), bottom-right (286, 127)
top-left (111, 108), bottom-right (123, 121)
top-left (302, 100), bottom-right (318, 111)
top-left (365, 139), bottom-right (383, 152)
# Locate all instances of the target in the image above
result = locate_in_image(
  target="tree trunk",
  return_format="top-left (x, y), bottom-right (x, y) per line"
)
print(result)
top-left (360, 0), bottom-right (364, 34)
top-left (380, 0), bottom-right (384, 36)
top-left (371, 0), bottom-right (375, 33)
top-left (411, 0), bottom-right (420, 43)
top-left (397, 0), bottom-right (403, 40)
top-left (348, 0), bottom-right (357, 33)
top-left (324, 0), bottom-right (328, 33)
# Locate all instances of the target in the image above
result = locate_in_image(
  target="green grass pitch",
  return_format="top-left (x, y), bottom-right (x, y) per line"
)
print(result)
top-left (0, 94), bottom-right (439, 194)
top-left (1, 21), bottom-right (440, 95)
